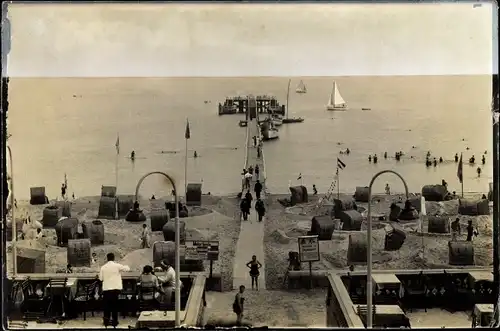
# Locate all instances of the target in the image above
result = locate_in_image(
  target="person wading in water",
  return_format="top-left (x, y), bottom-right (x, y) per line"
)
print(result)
top-left (246, 255), bottom-right (263, 290)
top-left (255, 198), bottom-right (265, 222)
top-left (61, 183), bottom-right (67, 199)
top-left (233, 285), bottom-right (245, 325)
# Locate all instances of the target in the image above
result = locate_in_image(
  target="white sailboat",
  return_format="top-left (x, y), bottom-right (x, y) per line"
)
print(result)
top-left (283, 78), bottom-right (305, 124)
top-left (295, 80), bottom-right (307, 94)
top-left (326, 81), bottom-right (348, 111)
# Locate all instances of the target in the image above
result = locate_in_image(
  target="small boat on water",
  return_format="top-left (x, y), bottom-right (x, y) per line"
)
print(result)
top-left (260, 119), bottom-right (279, 141)
top-left (271, 113), bottom-right (283, 126)
top-left (326, 81), bottom-right (348, 111)
top-left (283, 79), bottom-right (305, 124)
top-left (295, 80), bottom-right (307, 94)
top-left (362, 108), bottom-right (371, 111)
top-left (238, 120), bottom-right (248, 127)
top-left (282, 117), bottom-right (304, 124)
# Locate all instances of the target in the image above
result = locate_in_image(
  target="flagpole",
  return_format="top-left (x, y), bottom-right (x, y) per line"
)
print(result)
top-left (460, 153), bottom-right (464, 198)
top-left (184, 136), bottom-right (188, 198)
top-left (184, 119), bottom-right (189, 198)
top-left (115, 153), bottom-right (119, 191)
top-left (337, 167), bottom-right (340, 199)
top-left (115, 133), bottom-right (119, 219)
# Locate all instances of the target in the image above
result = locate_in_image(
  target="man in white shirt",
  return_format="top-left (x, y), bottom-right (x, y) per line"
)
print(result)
top-left (99, 253), bottom-right (130, 328)
top-left (159, 260), bottom-right (182, 305)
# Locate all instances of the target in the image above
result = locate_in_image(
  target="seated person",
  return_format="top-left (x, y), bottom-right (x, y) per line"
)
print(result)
top-left (158, 260), bottom-right (183, 305)
top-left (138, 265), bottom-right (160, 300)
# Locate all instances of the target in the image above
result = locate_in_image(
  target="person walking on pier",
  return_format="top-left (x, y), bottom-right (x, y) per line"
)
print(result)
top-left (255, 198), bottom-right (265, 222)
top-left (254, 180), bottom-right (263, 200)
top-left (240, 198), bottom-right (250, 221)
top-left (246, 255), bottom-right (263, 290)
top-left (253, 135), bottom-right (257, 147)
top-left (245, 190), bottom-right (253, 204)
top-left (254, 165), bottom-right (260, 180)
top-left (244, 172), bottom-right (252, 190)
top-left (99, 253), bottom-right (130, 328)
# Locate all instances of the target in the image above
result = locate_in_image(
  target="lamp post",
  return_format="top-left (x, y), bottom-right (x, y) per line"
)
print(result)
top-left (135, 171), bottom-right (181, 327)
top-left (366, 170), bottom-right (409, 328)
top-left (7, 145), bottom-right (17, 275)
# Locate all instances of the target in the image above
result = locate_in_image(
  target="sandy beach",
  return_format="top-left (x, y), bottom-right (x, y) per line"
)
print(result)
top-left (6, 194), bottom-right (242, 291)
top-left (263, 192), bottom-right (493, 290)
top-left (6, 187), bottom-right (493, 327)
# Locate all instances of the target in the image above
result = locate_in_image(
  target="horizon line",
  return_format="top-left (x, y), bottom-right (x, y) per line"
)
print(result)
top-left (5, 73), bottom-right (497, 79)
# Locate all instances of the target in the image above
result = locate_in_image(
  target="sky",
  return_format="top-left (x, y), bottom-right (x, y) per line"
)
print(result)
top-left (2, 2), bottom-right (498, 77)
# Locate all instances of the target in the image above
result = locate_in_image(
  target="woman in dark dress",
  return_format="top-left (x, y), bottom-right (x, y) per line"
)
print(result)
top-left (246, 255), bottom-right (263, 290)
top-left (233, 285), bottom-right (245, 325)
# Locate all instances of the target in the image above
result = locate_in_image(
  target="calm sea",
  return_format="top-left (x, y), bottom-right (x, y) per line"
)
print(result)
top-left (7, 75), bottom-right (494, 199)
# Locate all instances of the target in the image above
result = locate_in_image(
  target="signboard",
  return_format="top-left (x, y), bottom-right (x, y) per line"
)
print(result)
top-left (184, 240), bottom-right (219, 261)
top-left (298, 235), bottom-right (320, 262)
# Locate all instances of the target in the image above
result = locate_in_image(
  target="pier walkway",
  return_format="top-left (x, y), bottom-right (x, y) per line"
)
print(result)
top-left (232, 117), bottom-right (267, 290)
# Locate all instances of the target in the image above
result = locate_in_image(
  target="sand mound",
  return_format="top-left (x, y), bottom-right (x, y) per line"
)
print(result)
top-left (188, 206), bottom-right (213, 217)
top-left (119, 248), bottom-right (153, 271)
top-left (426, 200), bottom-right (459, 216)
top-left (16, 239), bottom-right (49, 250)
top-left (270, 229), bottom-right (291, 244)
top-left (286, 221), bottom-right (310, 237)
top-left (285, 206), bottom-right (307, 216)
top-left (186, 228), bottom-right (215, 241)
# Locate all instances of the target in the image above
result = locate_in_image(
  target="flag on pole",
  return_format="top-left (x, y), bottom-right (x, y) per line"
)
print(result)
top-left (457, 153), bottom-right (463, 183)
top-left (297, 173), bottom-right (302, 180)
top-left (115, 134), bottom-right (120, 155)
top-left (337, 158), bottom-right (346, 170)
top-left (64, 173), bottom-right (68, 188)
top-left (185, 119), bottom-right (191, 140)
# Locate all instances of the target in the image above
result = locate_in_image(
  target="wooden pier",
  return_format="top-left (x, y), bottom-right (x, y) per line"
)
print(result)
top-left (218, 94), bottom-right (286, 116)
top-left (232, 110), bottom-right (267, 290)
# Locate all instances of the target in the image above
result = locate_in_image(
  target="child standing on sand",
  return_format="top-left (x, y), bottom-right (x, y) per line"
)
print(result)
top-left (141, 224), bottom-right (151, 249)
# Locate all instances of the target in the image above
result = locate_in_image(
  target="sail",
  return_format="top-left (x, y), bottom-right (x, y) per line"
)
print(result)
top-left (332, 81), bottom-right (346, 106)
top-left (296, 80), bottom-right (307, 92)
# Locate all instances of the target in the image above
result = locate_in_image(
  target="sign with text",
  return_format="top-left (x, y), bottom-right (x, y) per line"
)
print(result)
top-left (184, 240), bottom-right (219, 261)
top-left (298, 235), bottom-right (320, 262)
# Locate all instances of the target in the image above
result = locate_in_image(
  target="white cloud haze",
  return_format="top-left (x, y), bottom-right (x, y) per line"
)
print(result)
top-left (4, 2), bottom-right (498, 77)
